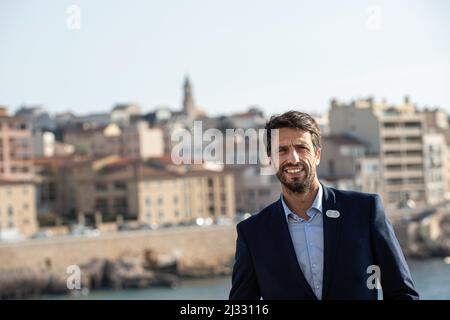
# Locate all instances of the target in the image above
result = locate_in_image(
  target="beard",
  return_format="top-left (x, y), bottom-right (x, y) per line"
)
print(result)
top-left (276, 163), bottom-right (315, 194)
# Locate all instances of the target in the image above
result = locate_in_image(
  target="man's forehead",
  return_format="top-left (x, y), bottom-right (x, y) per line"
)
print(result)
top-left (277, 128), bottom-right (312, 144)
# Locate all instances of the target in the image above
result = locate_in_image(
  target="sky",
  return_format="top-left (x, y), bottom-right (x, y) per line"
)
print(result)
top-left (0, 0), bottom-right (449, 117)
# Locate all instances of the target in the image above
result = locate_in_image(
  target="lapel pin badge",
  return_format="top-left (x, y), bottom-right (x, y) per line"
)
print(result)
top-left (326, 210), bottom-right (340, 218)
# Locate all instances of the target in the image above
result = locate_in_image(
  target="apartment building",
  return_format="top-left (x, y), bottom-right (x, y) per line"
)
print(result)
top-left (329, 97), bottom-right (448, 207)
top-left (0, 180), bottom-right (37, 238)
top-left (53, 156), bottom-right (235, 226)
top-left (0, 107), bottom-right (37, 237)
top-left (63, 122), bottom-right (163, 159)
top-left (0, 107), bottom-right (34, 180)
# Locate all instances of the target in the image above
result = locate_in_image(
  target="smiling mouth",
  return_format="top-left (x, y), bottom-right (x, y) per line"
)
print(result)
top-left (284, 166), bottom-right (305, 174)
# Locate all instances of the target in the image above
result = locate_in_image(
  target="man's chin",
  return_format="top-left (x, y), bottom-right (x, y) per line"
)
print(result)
top-left (282, 182), bottom-right (310, 194)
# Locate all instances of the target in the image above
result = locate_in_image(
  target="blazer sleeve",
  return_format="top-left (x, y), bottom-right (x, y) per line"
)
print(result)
top-left (370, 194), bottom-right (420, 300)
top-left (229, 223), bottom-right (261, 300)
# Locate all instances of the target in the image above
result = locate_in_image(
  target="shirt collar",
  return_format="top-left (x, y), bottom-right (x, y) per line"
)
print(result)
top-left (280, 183), bottom-right (323, 222)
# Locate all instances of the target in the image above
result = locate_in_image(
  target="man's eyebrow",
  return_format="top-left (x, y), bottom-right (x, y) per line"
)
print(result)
top-left (278, 142), bottom-right (309, 149)
top-left (289, 141), bottom-right (309, 147)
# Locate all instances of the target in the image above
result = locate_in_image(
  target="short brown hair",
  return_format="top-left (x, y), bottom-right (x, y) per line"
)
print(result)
top-left (265, 110), bottom-right (321, 156)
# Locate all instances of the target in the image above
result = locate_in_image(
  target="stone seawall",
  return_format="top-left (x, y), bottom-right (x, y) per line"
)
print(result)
top-left (0, 225), bottom-right (237, 274)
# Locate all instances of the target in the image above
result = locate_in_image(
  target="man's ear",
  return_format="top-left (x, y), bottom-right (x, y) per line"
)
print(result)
top-left (315, 148), bottom-right (321, 166)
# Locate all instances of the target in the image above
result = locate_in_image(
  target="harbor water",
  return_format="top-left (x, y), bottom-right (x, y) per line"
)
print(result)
top-left (38, 258), bottom-right (450, 300)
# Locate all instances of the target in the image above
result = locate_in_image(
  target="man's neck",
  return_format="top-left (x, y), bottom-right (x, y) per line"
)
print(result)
top-left (282, 180), bottom-right (320, 220)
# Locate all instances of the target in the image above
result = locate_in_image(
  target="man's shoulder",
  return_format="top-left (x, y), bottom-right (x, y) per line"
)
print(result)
top-left (327, 185), bottom-right (379, 203)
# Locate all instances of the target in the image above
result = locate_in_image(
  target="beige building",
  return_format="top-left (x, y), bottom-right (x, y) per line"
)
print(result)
top-left (122, 121), bottom-right (164, 159)
top-left (57, 156), bottom-right (235, 227)
top-left (63, 123), bottom-right (122, 156)
top-left (329, 96), bottom-right (448, 207)
top-left (0, 107), bottom-right (38, 238)
top-left (0, 107), bottom-right (34, 180)
top-left (64, 122), bottom-right (163, 159)
top-left (34, 156), bottom-right (89, 223)
top-left (0, 180), bottom-right (37, 238)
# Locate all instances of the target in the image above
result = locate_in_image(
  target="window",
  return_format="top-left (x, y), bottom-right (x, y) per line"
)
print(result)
top-left (406, 150), bottom-right (422, 157)
top-left (113, 197), bottom-right (128, 210)
top-left (384, 137), bottom-right (401, 143)
top-left (7, 207), bottom-right (14, 228)
top-left (387, 179), bottom-right (402, 185)
top-left (157, 195), bottom-right (163, 205)
top-left (383, 122), bottom-right (397, 129)
top-left (404, 122), bottom-right (421, 129)
top-left (406, 164), bottom-right (422, 170)
top-left (386, 164), bottom-right (401, 171)
top-left (145, 196), bottom-right (151, 206)
top-left (405, 137), bottom-right (421, 143)
top-left (95, 183), bottom-right (108, 191)
top-left (95, 198), bottom-right (108, 212)
top-left (385, 151), bottom-right (401, 157)
top-left (114, 181), bottom-right (127, 191)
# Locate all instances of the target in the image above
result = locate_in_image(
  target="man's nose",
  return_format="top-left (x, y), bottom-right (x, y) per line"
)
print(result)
top-left (288, 148), bottom-right (300, 163)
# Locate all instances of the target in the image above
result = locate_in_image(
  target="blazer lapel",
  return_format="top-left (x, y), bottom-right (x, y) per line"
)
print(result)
top-left (271, 199), bottom-right (317, 299)
top-left (321, 185), bottom-right (342, 299)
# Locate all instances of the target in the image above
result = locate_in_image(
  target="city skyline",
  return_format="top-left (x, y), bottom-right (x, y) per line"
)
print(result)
top-left (1, 0), bottom-right (449, 116)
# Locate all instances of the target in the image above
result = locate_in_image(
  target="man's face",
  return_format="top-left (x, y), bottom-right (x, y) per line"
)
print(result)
top-left (271, 128), bottom-right (321, 194)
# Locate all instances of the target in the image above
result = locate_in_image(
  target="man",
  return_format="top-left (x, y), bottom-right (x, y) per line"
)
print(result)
top-left (229, 111), bottom-right (419, 300)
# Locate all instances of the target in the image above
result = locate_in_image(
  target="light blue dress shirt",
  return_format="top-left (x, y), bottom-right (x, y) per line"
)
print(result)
top-left (280, 184), bottom-right (324, 300)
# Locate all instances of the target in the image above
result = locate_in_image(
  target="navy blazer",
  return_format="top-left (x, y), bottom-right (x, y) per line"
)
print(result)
top-left (229, 185), bottom-right (419, 300)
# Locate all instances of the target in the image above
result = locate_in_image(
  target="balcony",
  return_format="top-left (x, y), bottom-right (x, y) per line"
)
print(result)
top-left (381, 128), bottom-right (422, 137)
top-left (382, 143), bottom-right (422, 152)
top-left (382, 156), bottom-right (423, 165)
top-left (384, 170), bottom-right (424, 179)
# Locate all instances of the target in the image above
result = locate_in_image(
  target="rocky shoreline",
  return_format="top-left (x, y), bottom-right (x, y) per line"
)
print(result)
top-left (0, 250), bottom-right (233, 300)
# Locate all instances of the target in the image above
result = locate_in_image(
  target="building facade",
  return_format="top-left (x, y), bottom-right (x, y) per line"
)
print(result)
top-left (329, 97), bottom-right (448, 207)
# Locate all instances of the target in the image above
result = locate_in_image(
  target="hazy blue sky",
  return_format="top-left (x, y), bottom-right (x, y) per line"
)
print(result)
top-left (1, 0), bottom-right (449, 116)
